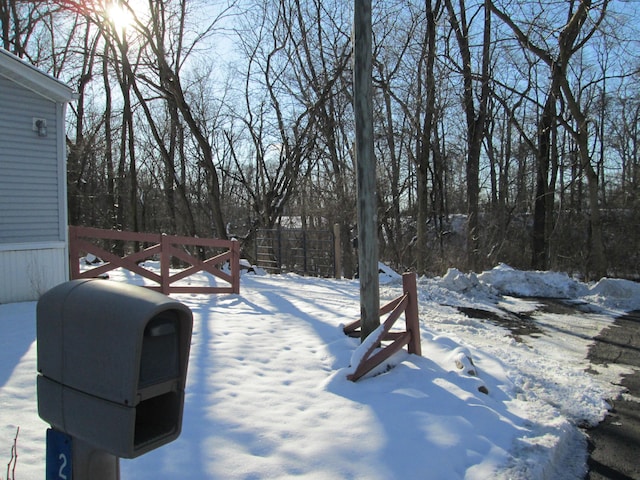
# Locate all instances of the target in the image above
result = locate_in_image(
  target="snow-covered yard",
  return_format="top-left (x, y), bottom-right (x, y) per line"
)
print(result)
top-left (1, 264), bottom-right (639, 479)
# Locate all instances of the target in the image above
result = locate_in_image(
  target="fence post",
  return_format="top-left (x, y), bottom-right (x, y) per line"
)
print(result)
top-left (277, 229), bottom-right (282, 272)
top-left (69, 226), bottom-right (79, 280)
top-left (160, 234), bottom-right (170, 295)
top-left (254, 231), bottom-right (258, 267)
top-left (333, 223), bottom-right (342, 279)
top-left (231, 238), bottom-right (240, 294)
top-left (302, 230), bottom-right (308, 274)
top-left (403, 272), bottom-right (422, 356)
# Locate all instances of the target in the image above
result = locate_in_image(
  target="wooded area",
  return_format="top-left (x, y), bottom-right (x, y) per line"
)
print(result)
top-left (2, 0), bottom-right (639, 279)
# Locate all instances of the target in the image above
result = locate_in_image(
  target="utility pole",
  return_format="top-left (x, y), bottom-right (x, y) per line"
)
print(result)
top-left (353, 0), bottom-right (380, 341)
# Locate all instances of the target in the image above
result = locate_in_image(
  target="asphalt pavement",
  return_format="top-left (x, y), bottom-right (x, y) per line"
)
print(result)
top-left (586, 311), bottom-right (640, 480)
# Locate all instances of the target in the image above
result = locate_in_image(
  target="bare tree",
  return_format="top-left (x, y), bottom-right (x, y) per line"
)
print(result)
top-left (66, 16), bottom-right (103, 226)
top-left (228, 1), bottom-right (338, 235)
top-left (0, 0), bottom-right (51, 57)
top-left (490, 0), bottom-right (609, 278)
top-left (443, 0), bottom-right (492, 272)
top-left (289, 0), bottom-right (355, 276)
top-left (130, 1), bottom-right (231, 238)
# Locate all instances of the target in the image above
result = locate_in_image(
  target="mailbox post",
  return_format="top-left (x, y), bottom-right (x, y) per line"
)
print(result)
top-left (37, 279), bottom-right (193, 479)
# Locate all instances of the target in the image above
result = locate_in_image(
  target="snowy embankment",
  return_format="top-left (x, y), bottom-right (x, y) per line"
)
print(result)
top-left (1, 263), bottom-right (638, 479)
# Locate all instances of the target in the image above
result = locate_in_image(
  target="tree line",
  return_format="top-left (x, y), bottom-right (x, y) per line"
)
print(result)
top-left (2, 0), bottom-right (639, 279)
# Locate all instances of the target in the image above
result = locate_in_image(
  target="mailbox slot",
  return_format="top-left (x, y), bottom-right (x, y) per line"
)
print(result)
top-left (139, 312), bottom-right (180, 388)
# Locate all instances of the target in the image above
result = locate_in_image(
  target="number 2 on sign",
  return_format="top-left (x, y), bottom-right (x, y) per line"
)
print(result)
top-left (58, 453), bottom-right (68, 479)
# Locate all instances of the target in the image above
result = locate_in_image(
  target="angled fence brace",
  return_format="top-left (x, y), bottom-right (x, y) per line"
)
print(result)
top-left (343, 272), bottom-right (422, 381)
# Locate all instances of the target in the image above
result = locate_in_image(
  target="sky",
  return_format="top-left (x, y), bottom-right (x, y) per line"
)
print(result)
top-left (1, 262), bottom-right (639, 479)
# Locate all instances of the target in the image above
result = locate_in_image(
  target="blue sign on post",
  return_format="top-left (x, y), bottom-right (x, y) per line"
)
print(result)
top-left (46, 428), bottom-right (72, 480)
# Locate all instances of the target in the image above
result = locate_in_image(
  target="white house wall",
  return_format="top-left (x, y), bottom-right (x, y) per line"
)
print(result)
top-left (0, 243), bottom-right (67, 303)
top-left (0, 53), bottom-right (73, 303)
top-left (0, 75), bottom-right (65, 243)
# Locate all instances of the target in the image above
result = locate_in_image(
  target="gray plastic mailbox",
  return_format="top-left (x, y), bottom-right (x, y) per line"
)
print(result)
top-left (37, 279), bottom-right (193, 459)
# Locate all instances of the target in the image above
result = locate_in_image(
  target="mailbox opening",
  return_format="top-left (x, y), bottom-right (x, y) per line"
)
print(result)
top-left (134, 391), bottom-right (181, 448)
top-left (139, 311), bottom-right (180, 388)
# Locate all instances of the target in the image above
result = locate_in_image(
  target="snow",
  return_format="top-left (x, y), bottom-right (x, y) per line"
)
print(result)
top-left (1, 263), bottom-right (639, 479)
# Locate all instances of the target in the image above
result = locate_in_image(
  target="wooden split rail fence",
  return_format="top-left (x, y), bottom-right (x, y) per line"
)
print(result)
top-left (343, 272), bottom-right (422, 381)
top-left (69, 226), bottom-right (240, 295)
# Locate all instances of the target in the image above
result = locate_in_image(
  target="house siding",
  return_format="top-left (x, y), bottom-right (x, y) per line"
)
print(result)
top-left (0, 52), bottom-right (73, 303)
top-left (0, 74), bottom-right (62, 243)
top-left (0, 243), bottom-right (67, 303)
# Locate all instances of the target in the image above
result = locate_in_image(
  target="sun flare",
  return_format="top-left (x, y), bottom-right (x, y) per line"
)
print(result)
top-left (105, 1), bottom-right (133, 32)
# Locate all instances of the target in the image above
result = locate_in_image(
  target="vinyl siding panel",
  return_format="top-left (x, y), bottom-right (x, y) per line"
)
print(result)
top-left (0, 74), bottom-right (63, 243)
top-left (0, 245), bottom-right (67, 302)
top-left (0, 52), bottom-right (72, 303)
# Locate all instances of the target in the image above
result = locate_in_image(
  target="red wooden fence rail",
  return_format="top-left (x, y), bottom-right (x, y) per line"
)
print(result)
top-left (69, 226), bottom-right (240, 295)
top-left (343, 272), bottom-right (422, 381)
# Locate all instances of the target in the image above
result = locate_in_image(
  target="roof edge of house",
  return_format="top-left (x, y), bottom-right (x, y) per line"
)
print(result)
top-left (0, 48), bottom-right (76, 103)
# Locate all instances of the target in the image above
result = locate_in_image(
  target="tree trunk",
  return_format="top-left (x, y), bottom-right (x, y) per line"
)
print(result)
top-left (445, 0), bottom-right (491, 272)
top-left (531, 94), bottom-right (556, 270)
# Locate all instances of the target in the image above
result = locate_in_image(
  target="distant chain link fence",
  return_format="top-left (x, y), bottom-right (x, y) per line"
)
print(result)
top-left (255, 228), bottom-right (335, 277)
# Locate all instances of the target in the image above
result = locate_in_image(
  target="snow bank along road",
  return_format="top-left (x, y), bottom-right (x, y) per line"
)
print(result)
top-left (452, 295), bottom-right (640, 480)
